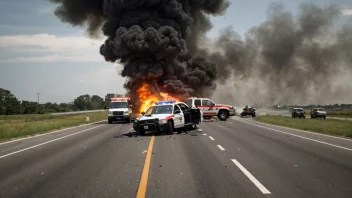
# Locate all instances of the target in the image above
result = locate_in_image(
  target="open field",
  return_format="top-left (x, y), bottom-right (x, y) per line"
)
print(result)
top-left (0, 111), bottom-right (107, 142)
top-left (256, 115), bottom-right (352, 138)
top-left (326, 109), bottom-right (352, 118)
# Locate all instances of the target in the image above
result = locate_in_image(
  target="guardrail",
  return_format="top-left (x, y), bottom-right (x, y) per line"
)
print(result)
top-left (51, 110), bottom-right (107, 116)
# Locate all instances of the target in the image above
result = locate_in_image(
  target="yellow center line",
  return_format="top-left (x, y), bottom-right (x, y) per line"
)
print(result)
top-left (136, 135), bottom-right (155, 198)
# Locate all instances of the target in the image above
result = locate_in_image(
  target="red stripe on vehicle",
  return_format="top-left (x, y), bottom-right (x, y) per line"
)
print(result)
top-left (198, 105), bottom-right (230, 108)
top-left (166, 115), bottom-right (174, 120)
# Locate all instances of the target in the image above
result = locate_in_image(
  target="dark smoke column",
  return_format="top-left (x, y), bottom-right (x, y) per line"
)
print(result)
top-left (50, 0), bottom-right (230, 111)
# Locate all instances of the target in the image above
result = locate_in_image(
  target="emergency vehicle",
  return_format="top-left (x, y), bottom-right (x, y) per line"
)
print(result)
top-left (186, 97), bottom-right (235, 121)
top-left (133, 100), bottom-right (203, 135)
top-left (107, 97), bottom-right (133, 124)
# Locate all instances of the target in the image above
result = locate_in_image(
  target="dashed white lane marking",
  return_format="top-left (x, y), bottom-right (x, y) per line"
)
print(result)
top-left (0, 125), bottom-right (104, 159)
top-left (209, 136), bottom-right (215, 141)
top-left (235, 119), bottom-right (352, 152)
top-left (231, 159), bottom-right (271, 194)
top-left (217, 145), bottom-right (225, 151)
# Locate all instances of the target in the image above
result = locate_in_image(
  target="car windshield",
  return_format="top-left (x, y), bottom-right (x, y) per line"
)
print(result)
top-left (110, 102), bottom-right (128, 108)
top-left (296, 109), bottom-right (304, 112)
top-left (145, 105), bottom-right (173, 115)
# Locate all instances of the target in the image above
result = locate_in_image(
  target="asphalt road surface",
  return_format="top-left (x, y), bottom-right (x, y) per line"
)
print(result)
top-left (1, 118), bottom-right (352, 198)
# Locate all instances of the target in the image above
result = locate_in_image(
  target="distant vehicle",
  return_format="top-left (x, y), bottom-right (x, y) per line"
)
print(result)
top-left (187, 97), bottom-right (235, 121)
top-left (292, 108), bottom-right (306, 118)
top-left (310, 108), bottom-right (327, 119)
top-left (106, 97), bottom-right (133, 124)
top-left (240, 105), bottom-right (256, 117)
top-left (133, 100), bottom-right (202, 136)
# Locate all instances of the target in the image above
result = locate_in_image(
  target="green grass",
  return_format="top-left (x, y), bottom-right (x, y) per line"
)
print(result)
top-left (256, 115), bottom-right (352, 138)
top-left (299, 109), bottom-right (352, 118)
top-left (327, 110), bottom-right (352, 118)
top-left (0, 111), bottom-right (107, 142)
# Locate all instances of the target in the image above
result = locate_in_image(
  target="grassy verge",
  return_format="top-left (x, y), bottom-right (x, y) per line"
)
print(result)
top-left (256, 115), bottom-right (352, 138)
top-left (327, 110), bottom-right (352, 118)
top-left (0, 111), bottom-right (107, 142)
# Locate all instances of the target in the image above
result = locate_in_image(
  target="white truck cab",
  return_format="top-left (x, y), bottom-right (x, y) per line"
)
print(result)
top-left (187, 97), bottom-right (235, 121)
top-left (133, 100), bottom-right (203, 135)
top-left (107, 97), bottom-right (133, 124)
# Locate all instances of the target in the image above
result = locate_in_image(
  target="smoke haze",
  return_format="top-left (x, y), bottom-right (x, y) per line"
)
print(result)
top-left (49, 1), bottom-right (352, 108)
top-left (210, 3), bottom-right (352, 107)
top-left (50, 0), bottom-right (230, 111)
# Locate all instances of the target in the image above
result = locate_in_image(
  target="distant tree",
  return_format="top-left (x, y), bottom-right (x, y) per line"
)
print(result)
top-left (74, 94), bottom-right (92, 110)
top-left (91, 95), bottom-right (104, 109)
top-left (104, 93), bottom-right (115, 102)
top-left (44, 102), bottom-right (62, 112)
top-left (0, 88), bottom-right (21, 115)
top-left (20, 101), bottom-right (38, 114)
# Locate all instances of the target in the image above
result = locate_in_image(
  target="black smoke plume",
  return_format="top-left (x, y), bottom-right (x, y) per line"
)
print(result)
top-left (209, 3), bottom-right (352, 106)
top-left (50, 0), bottom-right (229, 111)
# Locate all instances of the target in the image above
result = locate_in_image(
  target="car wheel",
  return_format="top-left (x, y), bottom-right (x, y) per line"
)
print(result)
top-left (252, 113), bottom-right (256, 118)
top-left (126, 116), bottom-right (131, 123)
top-left (218, 110), bottom-right (228, 121)
top-left (108, 120), bottom-right (112, 124)
top-left (164, 120), bottom-right (173, 135)
top-left (139, 130), bottom-right (146, 136)
top-left (323, 116), bottom-right (326, 119)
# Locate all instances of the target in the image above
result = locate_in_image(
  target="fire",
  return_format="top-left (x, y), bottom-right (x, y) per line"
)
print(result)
top-left (137, 82), bottom-right (179, 113)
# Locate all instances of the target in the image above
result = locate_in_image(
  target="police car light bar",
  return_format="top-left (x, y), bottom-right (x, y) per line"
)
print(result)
top-left (155, 100), bottom-right (176, 105)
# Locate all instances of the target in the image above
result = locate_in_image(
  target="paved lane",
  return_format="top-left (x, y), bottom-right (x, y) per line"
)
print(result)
top-left (0, 122), bottom-right (148, 198)
top-left (1, 118), bottom-right (352, 198)
top-left (201, 118), bottom-right (352, 198)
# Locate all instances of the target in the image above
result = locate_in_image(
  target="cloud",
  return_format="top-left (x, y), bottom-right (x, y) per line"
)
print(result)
top-left (37, 6), bottom-right (54, 15)
top-left (341, 9), bottom-right (352, 15)
top-left (0, 34), bottom-right (106, 63)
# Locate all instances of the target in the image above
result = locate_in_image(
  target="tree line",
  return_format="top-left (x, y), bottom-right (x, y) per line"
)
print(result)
top-left (0, 88), bottom-right (120, 115)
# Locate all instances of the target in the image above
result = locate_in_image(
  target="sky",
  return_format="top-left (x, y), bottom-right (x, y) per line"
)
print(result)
top-left (0, 0), bottom-right (351, 103)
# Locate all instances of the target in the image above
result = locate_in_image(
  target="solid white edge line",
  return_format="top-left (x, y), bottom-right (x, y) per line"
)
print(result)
top-left (0, 125), bottom-right (103, 159)
top-left (0, 120), bottom-right (106, 146)
top-left (231, 159), bottom-right (271, 194)
top-left (235, 119), bottom-right (352, 152)
top-left (232, 116), bottom-right (352, 142)
top-left (217, 145), bottom-right (225, 151)
top-left (209, 136), bottom-right (215, 141)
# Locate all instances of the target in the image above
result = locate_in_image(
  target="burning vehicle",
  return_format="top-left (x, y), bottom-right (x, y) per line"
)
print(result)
top-left (133, 100), bottom-right (202, 135)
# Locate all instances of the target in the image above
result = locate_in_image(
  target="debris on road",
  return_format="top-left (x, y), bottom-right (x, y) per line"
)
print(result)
top-left (198, 129), bottom-right (203, 132)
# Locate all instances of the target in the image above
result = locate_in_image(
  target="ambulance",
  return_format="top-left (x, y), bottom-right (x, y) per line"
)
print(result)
top-left (107, 97), bottom-right (133, 124)
top-left (187, 97), bottom-right (235, 121)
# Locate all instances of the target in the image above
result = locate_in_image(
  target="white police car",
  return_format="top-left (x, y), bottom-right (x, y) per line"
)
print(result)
top-left (133, 100), bottom-right (203, 135)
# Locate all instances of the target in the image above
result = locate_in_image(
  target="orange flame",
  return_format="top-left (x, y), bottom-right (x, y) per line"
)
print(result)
top-left (137, 82), bottom-right (179, 113)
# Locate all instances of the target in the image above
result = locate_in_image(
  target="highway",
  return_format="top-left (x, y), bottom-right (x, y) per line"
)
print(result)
top-left (1, 118), bottom-right (352, 198)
